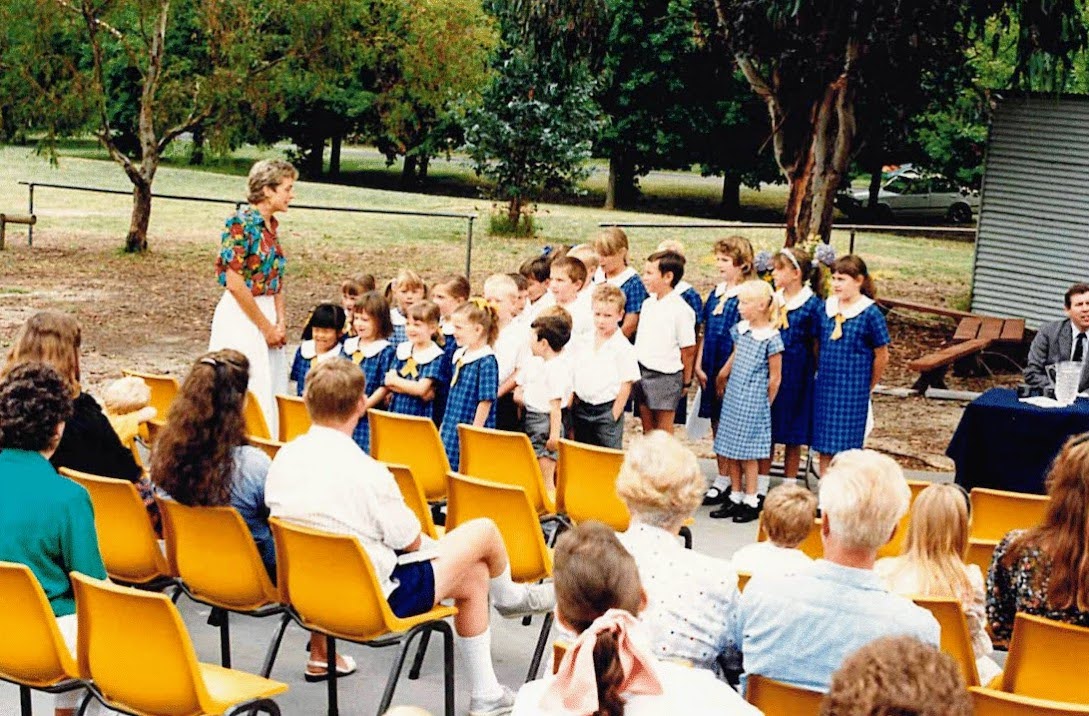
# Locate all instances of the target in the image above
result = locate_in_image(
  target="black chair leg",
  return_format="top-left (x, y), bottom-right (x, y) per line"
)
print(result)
top-left (680, 525), bottom-right (693, 550)
top-left (231, 698), bottom-right (282, 716)
top-left (442, 622), bottom-right (455, 716)
top-left (219, 610), bottom-right (232, 668)
top-left (19, 685), bottom-right (30, 716)
top-left (171, 585), bottom-right (183, 603)
top-left (326, 635), bottom-right (339, 716)
top-left (261, 613), bottom-right (292, 678)
top-left (526, 610), bottom-right (555, 682)
top-left (377, 625), bottom-right (427, 716)
top-left (408, 628), bottom-right (432, 679)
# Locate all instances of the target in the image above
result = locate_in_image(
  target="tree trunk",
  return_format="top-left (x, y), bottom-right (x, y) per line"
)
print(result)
top-left (329, 134), bottom-right (342, 177)
top-left (418, 154), bottom-right (430, 181)
top-left (508, 194), bottom-right (523, 227)
top-left (125, 178), bottom-right (153, 253)
top-left (189, 124), bottom-right (205, 166)
top-left (301, 135), bottom-right (324, 179)
top-left (401, 155), bottom-right (419, 187)
top-left (604, 153), bottom-right (636, 210)
top-left (720, 173), bottom-right (742, 218)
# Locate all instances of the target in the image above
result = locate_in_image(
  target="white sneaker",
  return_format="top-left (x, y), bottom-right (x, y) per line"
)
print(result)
top-left (493, 582), bottom-right (555, 618)
top-left (468, 685), bottom-right (516, 716)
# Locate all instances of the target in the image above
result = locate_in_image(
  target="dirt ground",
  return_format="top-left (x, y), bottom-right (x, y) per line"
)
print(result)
top-left (0, 229), bottom-right (1019, 472)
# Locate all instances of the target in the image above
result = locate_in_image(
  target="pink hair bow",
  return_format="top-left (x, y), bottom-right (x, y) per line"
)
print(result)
top-left (539, 609), bottom-right (663, 714)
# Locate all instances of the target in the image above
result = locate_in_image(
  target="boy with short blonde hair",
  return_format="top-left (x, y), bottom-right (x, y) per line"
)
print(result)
top-left (731, 483), bottom-right (818, 575)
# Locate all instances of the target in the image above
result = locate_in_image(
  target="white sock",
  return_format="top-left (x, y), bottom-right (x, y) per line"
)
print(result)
top-left (757, 475), bottom-right (771, 495)
top-left (729, 491), bottom-right (743, 504)
top-left (712, 475), bottom-right (729, 491)
top-left (743, 492), bottom-right (760, 507)
top-left (456, 629), bottom-right (504, 700)
top-left (489, 565), bottom-right (523, 607)
top-left (779, 477), bottom-right (799, 488)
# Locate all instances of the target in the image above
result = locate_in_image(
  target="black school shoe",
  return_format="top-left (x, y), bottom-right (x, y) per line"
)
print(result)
top-left (732, 503), bottom-right (760, 523)
top-left (709, 501), bottom-right (738, 519)
top-left (703, 486), bottom-right (729, 506)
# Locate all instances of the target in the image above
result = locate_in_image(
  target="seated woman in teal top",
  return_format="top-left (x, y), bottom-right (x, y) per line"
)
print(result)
top-left (0, 362), bottom-right (107, 716)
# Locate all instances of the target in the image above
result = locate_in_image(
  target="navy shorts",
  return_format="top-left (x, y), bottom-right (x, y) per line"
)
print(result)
top-left (387, 560), bottom-right (437, 618)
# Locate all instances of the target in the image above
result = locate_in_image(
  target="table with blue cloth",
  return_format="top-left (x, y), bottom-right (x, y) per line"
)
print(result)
top-left (946, 387), bottom-right (1089, 495)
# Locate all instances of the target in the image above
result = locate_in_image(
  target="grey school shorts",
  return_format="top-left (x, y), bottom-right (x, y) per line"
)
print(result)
top-left (572, 400), bottom-right (623, 449)
top-left (633, 364), bottom-right (684, 412)
top-left (525, 408), bottom-right (559, 460)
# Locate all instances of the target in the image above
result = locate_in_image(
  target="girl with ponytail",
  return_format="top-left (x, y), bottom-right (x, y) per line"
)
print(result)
top-left (513, 521), bottom-right (759, 715)
top-left (438, 297), bottom-right (501, 468)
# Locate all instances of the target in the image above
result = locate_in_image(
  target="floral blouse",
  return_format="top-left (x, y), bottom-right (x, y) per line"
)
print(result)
top-left (986, 529), bottom-right (1089, 646)
top-left (215, 208), bottom-right (285, 296)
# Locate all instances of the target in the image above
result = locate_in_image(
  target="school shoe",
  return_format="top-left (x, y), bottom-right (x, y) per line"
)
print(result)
top-left (494, 582), bottom-right (555, 618)
top-left (703, 486), bottom-right (729, 506)
top-left (709, 501), bottom-right (739, 519)
top-left (732, 504), bottom-right (760, 524)
top-left (469, 685), bottom-right (516, 716)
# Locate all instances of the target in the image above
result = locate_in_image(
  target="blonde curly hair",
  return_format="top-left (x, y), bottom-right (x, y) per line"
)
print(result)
top-left (616, 431), bottom-right (704, 530)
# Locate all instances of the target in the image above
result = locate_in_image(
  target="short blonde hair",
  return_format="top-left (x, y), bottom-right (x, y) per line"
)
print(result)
top-left (656, 239), bottom-right (685, 256)
top-left (762, 483), bottom-right (818, 548)
top-left (303, 358), bottom-right (365, 424)
top-left (102, 376), bottom-right (151, 415)
top-left (616, 431), bottom-right (704, 529)
top-left (592, 227), bottom-right (630, 257)
top-left (483, 273), bottom-right (519, 300)
top-left (820, 450), bottom-right (911, 551)
top-left (591, 284), bottom-right (626, 314)
top-left (567, 244), bottom-right (600, 277)
top-left (247, 159), bottom-right (297, 205)
top-left (738, 279), bottom-right (775, 322)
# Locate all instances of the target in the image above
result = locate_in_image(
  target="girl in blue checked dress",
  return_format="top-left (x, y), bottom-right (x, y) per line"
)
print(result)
top-left (289, 303), bottom-right (346, 396)
top-left (812, 255), bottom-right (890, 474)
top-left (384, 300), bottom-right (444, 419)
top-left (697, 235), bottom-right (755, 507)
top-left (712, 280), bottom-right (783, 524)
top-left (768, 247), bottom-right (825, 484)
top-left (431, 275), bottom-right (471, 427)
top-left (342, 291), bottom-right (396, 453)
top-left (592, 227), bottom-right (649, 340)
top-left (440, 298), bottom-right (500, 470)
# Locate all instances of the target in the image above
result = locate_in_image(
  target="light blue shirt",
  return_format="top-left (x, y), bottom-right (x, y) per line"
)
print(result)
top-left (736, 559), bottom-right (939, 693)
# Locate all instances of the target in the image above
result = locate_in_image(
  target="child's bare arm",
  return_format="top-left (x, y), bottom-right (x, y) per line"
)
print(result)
top-left (472, 400), bottom-right (493, 427)
top-left (498, 374), bottom-right (518, 398)
top-left (716, 349), bottom-right (737, 398)
top-left (365, 387), bottom-right (389, 410)
top-left (871, 345), bottom-right (889, 390)
top-left (693, 336), bottom-right (707, 387)
top-left (620, 312), bottom-right (639, 340)
top-left (768, 353), bottom-right (783, 404)
top-left (680, 345), bottom-right (696, 386)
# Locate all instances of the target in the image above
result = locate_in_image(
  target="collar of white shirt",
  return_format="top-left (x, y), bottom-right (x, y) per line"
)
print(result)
top-left (453, 344), bottom-right (496, 365)
top-left (737, 321), bottom-right (780, 341)
top-left (396, 341), bottom-right (443, 363)
top-left (343, 337), bottom-right (389, 358)
top-left (825, 295), bottom-right (874, 320)
top-left (300, 340), bottom-right (343, 361)
top-left (714, 282), bottom-right (743, 299)
top-left (605, 266), bottom-right (638, 287)
top-left (775, 286), bottom-right (815, 312)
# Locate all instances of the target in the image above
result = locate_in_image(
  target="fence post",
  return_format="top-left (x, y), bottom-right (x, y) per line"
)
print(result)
top-left (849, 227), bottom-right (856, 254)
top-left (465, 215), bottom-right (475, 276)
top-left (27, 183), bottom-right (34, 246)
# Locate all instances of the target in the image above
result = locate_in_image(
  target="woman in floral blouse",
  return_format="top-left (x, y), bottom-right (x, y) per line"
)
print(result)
top-left (209, 159), bottom-right (296, 434)
top-left (987, 433), bottom-right (1089, 646)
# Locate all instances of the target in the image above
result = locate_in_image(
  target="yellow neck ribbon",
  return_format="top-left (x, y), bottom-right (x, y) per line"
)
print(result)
top-left (399, 356), bottom-right (419, 379)
top-left (451, 358), bottom-right (464, 386)
top-left (830, 313), bottom-right (845, 340)
top-left (775, 303), bottom-right (790, 330)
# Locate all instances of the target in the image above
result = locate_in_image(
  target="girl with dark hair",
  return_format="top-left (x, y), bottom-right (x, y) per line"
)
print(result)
top-left (288, 302), bottom-right (347, 396)
top-left (512, 521), bottom-right (757, 715)
top-left (151, 349), bottom-right (275, 577)
top-left (343, 291), bottom-right (396, 452)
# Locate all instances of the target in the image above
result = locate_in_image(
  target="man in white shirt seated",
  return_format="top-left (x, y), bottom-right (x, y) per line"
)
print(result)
top-left (266, 358), bottom-right (553, 716)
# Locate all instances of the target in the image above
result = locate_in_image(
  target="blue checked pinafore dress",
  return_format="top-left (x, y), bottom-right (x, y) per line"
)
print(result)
top-left (387, 342), bottom-right (444, 419)
top-left (770, 289), bottom-right (824, 447)
top-left (439, 347), bottom-right (499, 470)
top-left (714, 323), bottom-right (784, 460)
top-left (699, 284), bottom-right (742, 419)
top-left (342, 337), bottom-right (396, 453)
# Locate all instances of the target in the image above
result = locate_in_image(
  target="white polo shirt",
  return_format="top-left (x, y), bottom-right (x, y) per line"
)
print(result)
top-left (572, 330), bottom-right (641, 405)
top-left (517, 352), bottom-right (573, 413)
top-left (634, 291), bottom-right (696, 373)
top-left (494, 321), bottom-right (531, 384)
top-left (554, 293), bottom-right (594, 345)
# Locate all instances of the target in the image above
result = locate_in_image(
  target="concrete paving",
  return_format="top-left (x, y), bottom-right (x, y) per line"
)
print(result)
top-left (0, 465), bottom-right (955, 716)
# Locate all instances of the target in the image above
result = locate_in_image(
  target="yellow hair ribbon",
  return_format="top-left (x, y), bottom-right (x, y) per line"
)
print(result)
top-left (468, 296), bottom-right (489, 311)
top-left (830, 313), bottom-right (845, 340)
top-left (399, 356), bottom-right (419, 379)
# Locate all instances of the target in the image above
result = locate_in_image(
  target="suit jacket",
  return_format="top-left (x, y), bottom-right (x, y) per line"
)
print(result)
top-left (1023, 318), bottom-right (1089, 392)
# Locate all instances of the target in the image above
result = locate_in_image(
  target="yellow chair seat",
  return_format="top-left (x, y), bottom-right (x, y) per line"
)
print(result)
top-left (198, 662), bottom-right (288, 712)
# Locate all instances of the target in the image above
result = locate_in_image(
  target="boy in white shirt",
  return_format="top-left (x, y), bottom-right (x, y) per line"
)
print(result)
top-left (731, 483), bottom-right (817, 576)
top-left (515, 308), bottom-right (573, 490)
top-left (633, 250), bottom-right (696, 435)
top-left (484, 273), bottom-right (529, 432)
top-left (519, 254), bottom-right (554, 325)
top-left (549, 256), bottom-right (594, 346)
top-left (571, 284), bottom-right (641, 449)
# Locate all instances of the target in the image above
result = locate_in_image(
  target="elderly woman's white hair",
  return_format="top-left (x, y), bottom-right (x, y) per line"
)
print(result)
top-left (247, 159), bottom-right (298, 206)
top-left (819, 449), bottom-right (911, 551)
top-left (616, 431), bottom-right (704, 531)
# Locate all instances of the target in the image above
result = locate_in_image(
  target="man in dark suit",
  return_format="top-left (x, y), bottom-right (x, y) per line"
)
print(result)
top-left (1024, 283), bottom-right (1089, 393)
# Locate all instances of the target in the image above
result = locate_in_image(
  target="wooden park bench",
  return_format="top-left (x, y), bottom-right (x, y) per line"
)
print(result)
top-left (0, 213), bottom-right (36, 250)
top-left (879, 299), bottom-right (1026, 391)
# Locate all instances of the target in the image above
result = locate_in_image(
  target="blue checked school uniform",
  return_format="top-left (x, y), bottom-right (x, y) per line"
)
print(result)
top-left (770, 288), bottom-right (824, 446)
top-left (439, 346), bottom-right (499, 470)
top-left (432, 325), bottom-right (458, 427)
top-left (387, 341), bottom-right (445, 418)
top-left (699, 283), bottom-right (742, 419)
top-left (342, 337), bottom-right (396, 453)
top-left (714, 323), bottom-right (784, 460)
top-left (289, 340), bottom-right (344, 396)
top-left (811, 297), bottom-right (890, 455)
top-left (390, 307), bottom-right (407, 346)
top-left (676, 281), bottom-right (704, 328)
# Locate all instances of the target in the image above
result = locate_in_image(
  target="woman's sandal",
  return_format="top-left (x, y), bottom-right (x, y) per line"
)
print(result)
top-left (304, 655), bottom-right (358, 682)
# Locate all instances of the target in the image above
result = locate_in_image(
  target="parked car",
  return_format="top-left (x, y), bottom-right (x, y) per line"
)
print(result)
top-left (836, 172), bottom-right (980, 223)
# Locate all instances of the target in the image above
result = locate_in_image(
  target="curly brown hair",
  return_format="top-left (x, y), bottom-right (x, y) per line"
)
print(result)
top-left (150, 350), bottom-right (249, 507)
top-left (820, 635), bottom-right (971, 716)
top-left (0, 363), bottom-right (74, 452)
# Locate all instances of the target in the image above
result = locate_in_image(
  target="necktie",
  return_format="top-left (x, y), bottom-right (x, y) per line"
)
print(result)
top-left (1075, 333), bottom-right (1086, 362)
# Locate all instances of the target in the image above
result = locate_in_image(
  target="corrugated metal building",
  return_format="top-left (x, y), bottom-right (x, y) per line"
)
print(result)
top-left (972, 93), bottom-right (1089, 330)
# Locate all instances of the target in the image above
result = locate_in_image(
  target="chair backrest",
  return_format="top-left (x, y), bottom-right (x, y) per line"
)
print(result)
top-left (121, 369), bottom-right (179, 417)
top-left (965, 538), bottom-right (999, 578)
top-left (275, 393), bottom-right (311, 442)
top-left (969, 488), bottom-right (1050, 541)
top-left (971, 687), bottom-right (1089, 715)
top-left (446, 473), bottom-right (552, 583)
top-left (757, 518), bottom-right (824, 560)
top-left (269, 518), bottom-right (398, 641)
top-left (146, 418), bottom-right (166, 446)
top-left (457, 424), bottom-right (555, 515)
top-left (71, 572), bottom-right (211, 716)
top-left (0, 562), bottom-right (77, 687)
top-left (59, 467), bottom-right (171, 585)
top-left (912, 595), bottom-right (980, 687)
top-left (386, 464), bottom-right (441, 540)
top-left (736, 571), bottom-right (751, 592)
top-left (158, 500), bottom-right (277, 612)
top-left (1003, 612), bottom-right (1089, 701)
top-left (555, 439), bottom-right (629, 531)
top-left (745, 674), bottom-right (824, 714)
top-left (248, 435), bottom-right (284, 461)
top-left (875, 479), bottom-right (932, 559)
top-left (369, 409), bottom-right (450, 502)
top-left (244, 390), bottom-right (271, 440)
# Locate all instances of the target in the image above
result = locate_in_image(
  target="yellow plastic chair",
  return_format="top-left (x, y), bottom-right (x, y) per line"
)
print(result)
top-left (58, 467), bottom-right (176, 592)
top-left (457, 424), bottom-right (558, 520)
top-left (554, 439), bottom-right (629, 531)
top-left (244, 390), bottom-right (272, 440)
top-left (146, 418), bottom-right (167, 446)
top-left (121, 369), bottom-right (180, 418)
top-left (737, 572), bottom-right (752, 593)
top-left (971, 687), bottom-right (1089, 715)
top-left (999, 613), bottom-right (1089, 701)
top-left (71, 572), bottom-right (287, 716)
top-left (966, 538), bottom-right (1000, 577)
top-left (369, 409), bottom-right (450, 503)
top-left (745, 674), bottom-right (824, 715)
top-left (274, 394), bottom-right (310, 442)
top-left (269, 518), bottom-right (457, 716)
top-left (387, 463), bottom-right (444, 540)
top-left (970, 488), bottom-right (1050, 541)
top-left (757, 518), bottom-right (824, 560)
top-left (446, 472), bottom-right (554, 681)
top-left (157, 500), bottom-right (290, 677)
top-left (247, 436), bottom-right (284, 461)
top-left (912, 595), bottom-right (980, 686)
top-left (876, 479), bottom-right (931, 559)
top-left (0, 562), bottom-right (84, 716)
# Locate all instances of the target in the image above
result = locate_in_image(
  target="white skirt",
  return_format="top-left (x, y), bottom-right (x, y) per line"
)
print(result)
top-left (209, 291), bottom-right (286, 436)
